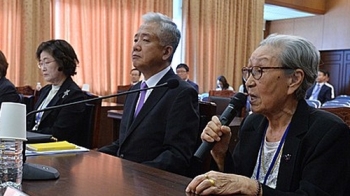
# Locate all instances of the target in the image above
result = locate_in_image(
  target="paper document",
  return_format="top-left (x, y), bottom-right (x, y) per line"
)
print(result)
top-left (26, 141), bottom-right (89, 156)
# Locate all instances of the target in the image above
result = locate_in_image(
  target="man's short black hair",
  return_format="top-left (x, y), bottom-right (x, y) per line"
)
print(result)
top-left (176, 63), bottom-right (189, 72)
top-left (130, 68), bottom-right (141, 76)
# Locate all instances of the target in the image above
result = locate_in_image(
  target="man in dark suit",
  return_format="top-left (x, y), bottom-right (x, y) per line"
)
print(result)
top-left (176, 63), bottom-right (199, 92)
top-left (0, 50), bottom-right (21, 108)
top-left (99, 12), bottom-right (200, 176)
top-left (130, 68), bottom-right (141, 85)
top-left (305, 70), bottom-right (332, 104)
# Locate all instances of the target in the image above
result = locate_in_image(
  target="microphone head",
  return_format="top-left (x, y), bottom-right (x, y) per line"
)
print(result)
top-left (167, 79), bottom-right (179, 89)
top-left (230, 92), bottom-right (247, 109)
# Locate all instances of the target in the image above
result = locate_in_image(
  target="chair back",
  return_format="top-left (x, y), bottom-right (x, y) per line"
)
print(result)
top-left (187, 101), bottom-right (216, 178)
top-left (208, 90), bottom-right (235, 97)
top-left (82, 92), bottom-right (102, 149)
top-left (306, 99), bottom-right (321, 108)
top-left (80, 103), bottom-right (95, 148)
top-left (116, 84), bottom-right (132, 104)
top-left (16, 85), bottom-right (37, 112)
top-left (16, 85), bottom-right (35, 95)
top-left (208, 96), bottom-right (231, 115)
top-left (320, 107), bottom-right (350, 127)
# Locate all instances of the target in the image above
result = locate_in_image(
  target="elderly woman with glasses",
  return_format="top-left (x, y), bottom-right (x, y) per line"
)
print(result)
top-left (186, 34), bottom-right (350, 195)
top-left (27, 39), bottom-right (86, 146)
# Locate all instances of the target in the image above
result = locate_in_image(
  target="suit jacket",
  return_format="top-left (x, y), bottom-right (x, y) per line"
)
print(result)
top-left (187, 79), bottom-right (199, 92)
top-left (99, 69), bottom-right (200, 176)
top-left (224, 100), bottom-right (350, 195)
top-left (27, 77), bottom-right (86, 145)
top-left (0, 77), bottom-right (21, 108)
top-left (305, 83), bottom-right (332, 104)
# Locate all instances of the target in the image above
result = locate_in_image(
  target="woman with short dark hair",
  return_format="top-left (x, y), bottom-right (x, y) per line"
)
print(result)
top-left (27, 40), bottom-right (86, 146)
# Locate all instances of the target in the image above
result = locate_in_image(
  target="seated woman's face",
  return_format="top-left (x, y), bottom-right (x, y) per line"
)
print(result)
top-left (38, 51), bottom-right (65, 85)
top-left (246, 46), bottom-right (292, 114)
top-left (217, 80), bottom-right (223, 88)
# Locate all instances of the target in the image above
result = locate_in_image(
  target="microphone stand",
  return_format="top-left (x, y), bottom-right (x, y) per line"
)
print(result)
top-left (26, 82), bottom-right (168, 117)
top-left (23, 81), bottom-right (172, 180)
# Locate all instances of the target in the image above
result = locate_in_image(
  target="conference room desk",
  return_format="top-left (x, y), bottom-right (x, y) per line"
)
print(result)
top-left (23, 151), bottom-right (192, 196)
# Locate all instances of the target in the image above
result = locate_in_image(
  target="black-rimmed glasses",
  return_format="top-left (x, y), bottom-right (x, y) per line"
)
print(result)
top-left (242, 66), bottom-right (294, 81)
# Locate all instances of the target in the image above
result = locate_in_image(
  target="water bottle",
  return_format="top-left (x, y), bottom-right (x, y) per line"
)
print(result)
top-left (0, 139), bottom-right (23, 194)
top-left (36, 82), bottom-right (42, 91)
top-left (0, 102), bottom-right (26, 194)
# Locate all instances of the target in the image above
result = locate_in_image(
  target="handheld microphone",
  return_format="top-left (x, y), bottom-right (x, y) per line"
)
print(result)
top-left (194, 92), bottom-right (247, 161)
top-left (23, 78), bottom-right (179, 181)
top-left (26, 78), bottom-right (179, 117)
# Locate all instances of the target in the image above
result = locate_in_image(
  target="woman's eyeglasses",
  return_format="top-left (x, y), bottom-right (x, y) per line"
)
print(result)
top-left (242, 66), bottom-right (293, 81)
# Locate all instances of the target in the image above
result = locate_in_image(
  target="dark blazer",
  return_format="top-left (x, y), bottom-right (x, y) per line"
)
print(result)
top-left (187, 79), bottom-right (199, 92)
top-left (305, 83), bottom-right (332, 104)
top-left (0, 77), bottom-right (21, 108)
top-left (27, 77), bottom-right (86, 145)
top-left (224, 100), bottom-right (350, 195)
top-left (99, 69), bottom-right (200, 176)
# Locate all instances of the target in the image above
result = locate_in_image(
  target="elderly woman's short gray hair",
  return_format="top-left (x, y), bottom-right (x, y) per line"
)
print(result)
top-left (260, 34), bottom-right (319, 100)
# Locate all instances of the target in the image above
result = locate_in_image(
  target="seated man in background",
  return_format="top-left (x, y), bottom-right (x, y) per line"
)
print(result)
top-left (27, 39), bottom-right (86, 146)
top-left (305, 69), bottom-right (332, 104)
top-left (325, 70), bottom-right (335, 99)
top-left (176, 63), bottom-right (199, 92)
top-left (130, 68), bottom-right (141, 85)
top-left (0, 50), bottom-right (21, 108)
top-left (99, 12), bottom-right (199, 176)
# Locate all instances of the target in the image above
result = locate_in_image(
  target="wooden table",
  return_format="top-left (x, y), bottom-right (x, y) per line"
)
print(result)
top-left (23, 151), bottom-right (192, 196)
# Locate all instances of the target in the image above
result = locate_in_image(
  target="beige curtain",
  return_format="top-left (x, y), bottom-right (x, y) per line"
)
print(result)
top-left (52, 0), bottom-right (173, 98)
top-left (0, 0), bottom-right (50, 87)
top-left (182, 0), bottom-right (264, 93)
top-left (1, 0), bottom-right (264, 97)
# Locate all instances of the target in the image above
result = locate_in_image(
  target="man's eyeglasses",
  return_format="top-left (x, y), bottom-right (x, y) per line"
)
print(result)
top-left (242, 66), bottom-right (294, 81)
top-left (38, 60), bottom-right (55, 69)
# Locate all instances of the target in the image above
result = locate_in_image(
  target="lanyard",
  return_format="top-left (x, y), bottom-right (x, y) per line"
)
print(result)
top-left (256, 123), bottom-right (290, 185)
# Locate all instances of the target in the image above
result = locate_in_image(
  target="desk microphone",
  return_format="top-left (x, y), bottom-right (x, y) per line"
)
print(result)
top-left (26, 79), bottom-right (180, 117)
top-left (23, 78), bottom-right (179, 180)
top-left (193, 92), bottom-right (247, 161)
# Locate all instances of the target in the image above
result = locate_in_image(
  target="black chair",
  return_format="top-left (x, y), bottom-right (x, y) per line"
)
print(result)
top-left (81, 92), bottom-right (102, 149)
top-left (79, 103), bottom-right (96, 148)
top-left (19, 94), bottom-right (35, 112)
top-left (208, 96), bottom-right (231, 115)
top-left (187, 101), bottom-right (217, 178)
top-left (116, 84), bottom-right (132, 105)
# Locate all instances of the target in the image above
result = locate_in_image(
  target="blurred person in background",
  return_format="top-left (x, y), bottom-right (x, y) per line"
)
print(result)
top-left (216, 75), bottom-right (234, 91)
top-left (130, 68), bottom-right (141, 85)
top-left (0, 50), bottom-right (21, 108)
top-left (176, 63), bottom-right (198, 92)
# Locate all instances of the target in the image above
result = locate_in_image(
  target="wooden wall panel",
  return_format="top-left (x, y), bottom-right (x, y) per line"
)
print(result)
top-left (320, 50), bottom-right (350, 96)
top-left (268, 0), bottom-right (350, 51)
top-left (343, 51), bottom-right (350, 94)
top-left (265, 0), bottom-right (326, 14)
